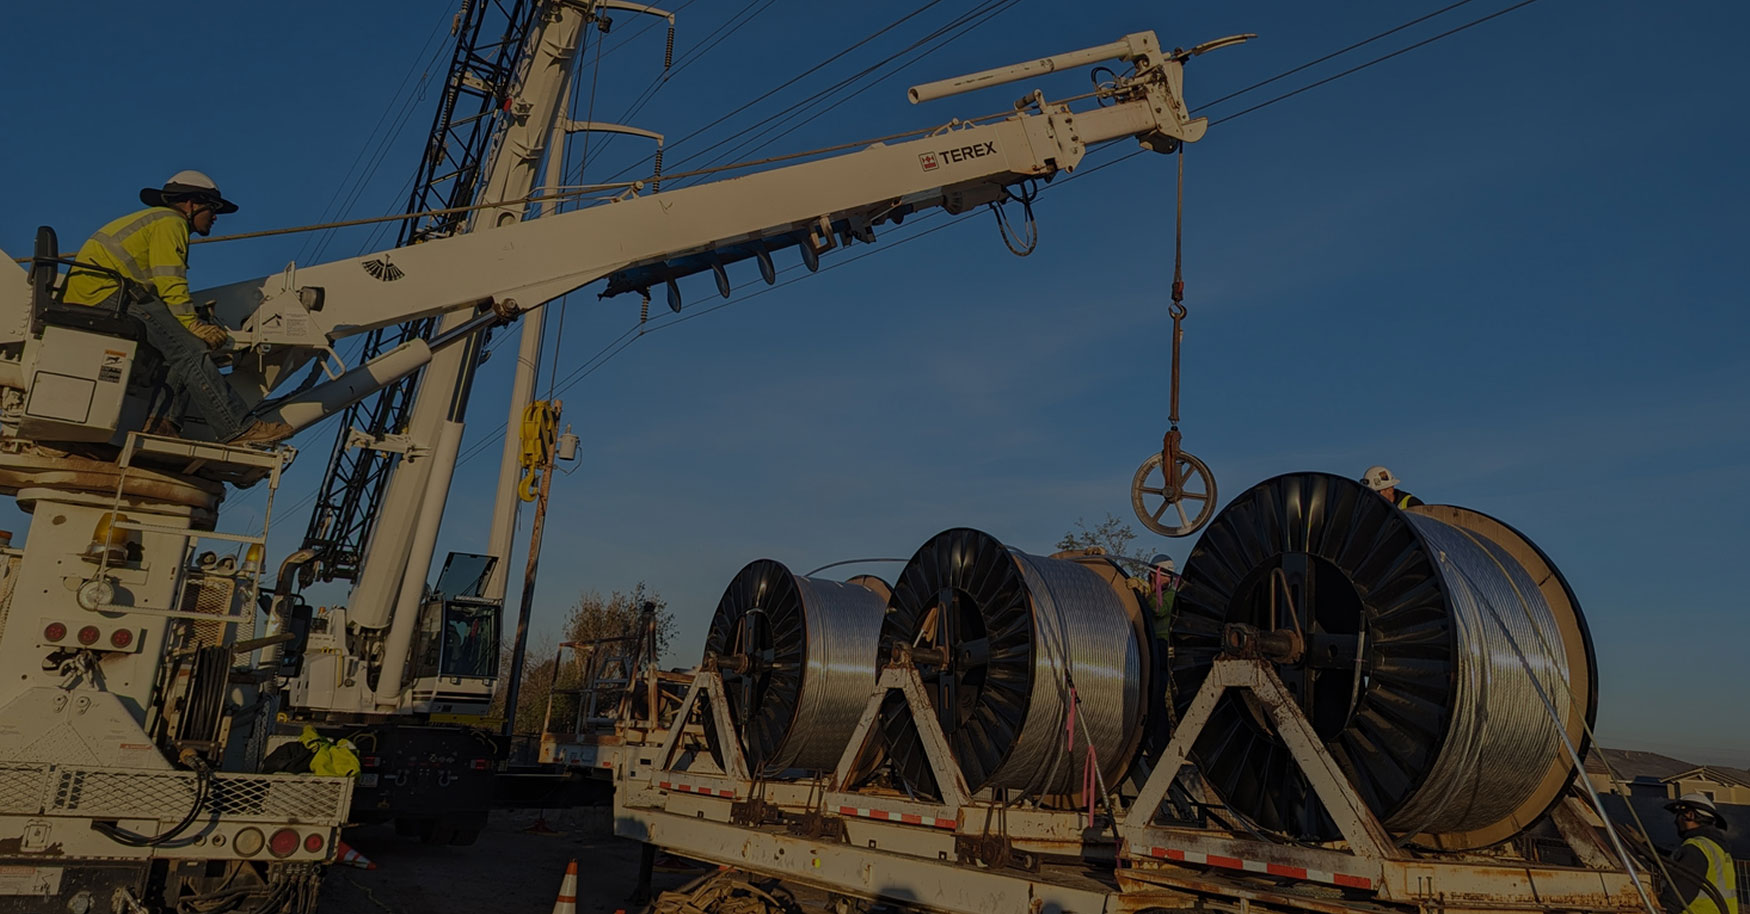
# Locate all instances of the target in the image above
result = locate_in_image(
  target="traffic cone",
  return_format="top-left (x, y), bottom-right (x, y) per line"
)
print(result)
top-left (552, 859), bottom-right (579, 914)
top-left (333, 839), bottom-right (377, 870)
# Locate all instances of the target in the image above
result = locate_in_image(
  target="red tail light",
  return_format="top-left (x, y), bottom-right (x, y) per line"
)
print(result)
top-left (110, 629), bottom-right (133, 649)
top-left (471, 759), bottom-right (491, 771)
top-left (267, 828), bottom-right (299, 858)
top-left (43, 622), bottom-right (66, 642)
top-left (77, 626), bottom-right (100, 645)
top-left (361, 756), bottom-right (380, 769)
top-left (303, 832), bottom-right (325, 853)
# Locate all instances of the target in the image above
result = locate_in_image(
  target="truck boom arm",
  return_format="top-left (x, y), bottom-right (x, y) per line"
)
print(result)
top-left (200, 31), bottom-right (1202, 412)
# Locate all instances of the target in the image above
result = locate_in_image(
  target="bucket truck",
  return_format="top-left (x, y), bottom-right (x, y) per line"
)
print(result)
top-left (0, 23), bottom-right (1217, 909)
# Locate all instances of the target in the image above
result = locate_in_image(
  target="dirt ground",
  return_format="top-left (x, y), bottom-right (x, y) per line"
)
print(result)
top-left (316, 808), bottom-right (705, 914)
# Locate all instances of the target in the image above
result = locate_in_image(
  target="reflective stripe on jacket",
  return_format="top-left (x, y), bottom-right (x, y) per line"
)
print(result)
top-left (1679, 834), bottom-right (1739, 914)
top-left (62, 206), bottom-right (196, 326)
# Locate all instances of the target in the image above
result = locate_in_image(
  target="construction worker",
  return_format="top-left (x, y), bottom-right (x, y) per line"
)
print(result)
top-left (1661, 793), bottom-right (1738, 914)
top-left (1360, 465), bottom-right (1424, 509)
top-left (1129, 553), bottom-right (1180, 639)
top-left (62, 171), bottom-right (290, 444)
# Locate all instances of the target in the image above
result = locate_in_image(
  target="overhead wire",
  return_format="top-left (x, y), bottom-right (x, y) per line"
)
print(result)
top-left (1202, 0), bottom-right (1542, 126)
top-left (578, 0), bottom-right (963, 181)
top-left (662, 0), bottom-right (1026, 183)
top-left (256, 0), bottom-right (1547, 535)
top-left (1195, 0), bottom-right (1481, 110)
top-left (566, 0), bottom-right (777, 178)
top-left (296, 6), bottom-right (456, 265)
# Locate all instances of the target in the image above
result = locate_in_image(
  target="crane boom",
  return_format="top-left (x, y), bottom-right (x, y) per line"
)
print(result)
top-left (202, 47), bottom-right (1200, 372)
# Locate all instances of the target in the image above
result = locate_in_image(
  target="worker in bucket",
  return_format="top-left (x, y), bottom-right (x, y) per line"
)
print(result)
top-left (1360, 465), bottom-right (1424, 508)
top-left (62, 171), bottom-right (292, 444)
top-left (1661, 792), bottom-right (1738, 914)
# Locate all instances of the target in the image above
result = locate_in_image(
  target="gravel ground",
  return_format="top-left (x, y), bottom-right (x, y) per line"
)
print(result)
top-left (316, 808), bottom-right (700, 914)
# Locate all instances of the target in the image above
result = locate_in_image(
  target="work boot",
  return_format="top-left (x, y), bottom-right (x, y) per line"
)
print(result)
top-left (228, 419), bottom-right (294, 446)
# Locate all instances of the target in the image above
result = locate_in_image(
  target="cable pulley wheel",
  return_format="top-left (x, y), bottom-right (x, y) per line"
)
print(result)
top-left (1130, 449), bottom-right (1217, 536)
top-left (1169, 472), bottom-right (1596, 850)
top-left (701, 560), bottom-right (886, 775)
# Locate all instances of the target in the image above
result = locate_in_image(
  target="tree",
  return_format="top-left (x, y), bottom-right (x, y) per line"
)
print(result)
top-left (1057, 513), bottom-right (1141, 558)
top-left (561, 581), bottom-right (676, 660)
top-left (500, 582), bottom-right (677, 739)
top-left (1057, 513), bottom-right (1172, 569)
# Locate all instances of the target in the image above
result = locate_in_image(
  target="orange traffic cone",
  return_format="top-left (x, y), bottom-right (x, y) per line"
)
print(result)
top-left (333, 839), bottom-right (377, 870)
top-left (552, 859), bottom-right (579, 914)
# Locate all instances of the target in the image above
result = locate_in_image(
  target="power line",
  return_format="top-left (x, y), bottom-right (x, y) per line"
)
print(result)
top-left (1207, 0), bottom-right (1541, 125)
top-left (662, 0), bottom-right (1025, 182)
top-left (297, 7), bottom-right (456, 265)
top-left (1195, 0), bottom-right (1481, 111)
top-left (259, 0), bottom-right (1544, 534)
top-left (582, 0), bottom-right (1020, 185)
top-left (528, 0), bottom-right (1551, 390)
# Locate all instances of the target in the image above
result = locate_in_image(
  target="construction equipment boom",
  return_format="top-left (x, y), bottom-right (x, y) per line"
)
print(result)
top-left (0, 26), bottom-right (1211, 913)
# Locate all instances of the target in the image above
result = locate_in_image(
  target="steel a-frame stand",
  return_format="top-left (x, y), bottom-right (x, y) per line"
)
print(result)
top-left (1117, 658), bottom-right (1643, 912)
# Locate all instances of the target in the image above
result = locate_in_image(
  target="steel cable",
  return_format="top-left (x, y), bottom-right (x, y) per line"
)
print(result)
top-left (703, 562), bottom-right (886, 773)
top-left (1385, 514), bottom-right (1571, 836)
top-left (1001, 551), bottom-right (1142, 795)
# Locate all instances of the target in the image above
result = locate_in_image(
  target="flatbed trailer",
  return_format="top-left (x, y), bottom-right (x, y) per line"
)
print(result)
top-left (608, 655), bottom-right (1651, 914)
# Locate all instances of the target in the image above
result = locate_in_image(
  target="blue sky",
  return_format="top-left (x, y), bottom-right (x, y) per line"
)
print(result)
top-left (4, 1), bottom-right (1745, 764)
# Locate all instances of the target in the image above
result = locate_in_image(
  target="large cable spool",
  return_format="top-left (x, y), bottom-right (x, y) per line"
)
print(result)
top-left (1171, 472), bottom-right (1597, 850)
top-left (878, 528), bottom-right (1150, 798)
top-left (702, 560), bottom-right (887, 775)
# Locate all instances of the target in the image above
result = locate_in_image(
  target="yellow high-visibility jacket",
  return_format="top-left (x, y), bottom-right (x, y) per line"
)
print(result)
top-left (62, 206), bottom-right (197, 327)
top-left (297, 725), bottom-right (361, 778)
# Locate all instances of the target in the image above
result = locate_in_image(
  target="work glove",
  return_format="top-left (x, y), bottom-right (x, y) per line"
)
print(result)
top-left (188, 321), bottom-right (232, 351)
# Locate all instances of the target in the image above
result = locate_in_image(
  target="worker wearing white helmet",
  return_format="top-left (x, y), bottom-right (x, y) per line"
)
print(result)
top-left (1661, 792), bottom-right (1738, 914)
top-left (1360, 465), bottom-right (1424, 509)
top-left (62, 172), bottom-right (290, 445)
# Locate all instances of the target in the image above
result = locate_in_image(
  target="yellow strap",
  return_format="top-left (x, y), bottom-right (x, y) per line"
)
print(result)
top-left (517, 401), bottom-right (560, 502)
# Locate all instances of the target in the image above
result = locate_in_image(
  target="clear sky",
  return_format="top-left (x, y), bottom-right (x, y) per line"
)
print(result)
top-left (4, 2), bottom-right (1745, 764)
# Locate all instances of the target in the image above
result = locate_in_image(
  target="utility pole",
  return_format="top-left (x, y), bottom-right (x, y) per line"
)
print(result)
top-left (502, 402), bottom-right (565, 738)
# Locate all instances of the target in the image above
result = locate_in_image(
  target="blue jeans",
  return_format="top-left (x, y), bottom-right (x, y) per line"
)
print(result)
top-left (131, 298), bottom-right (253, 440)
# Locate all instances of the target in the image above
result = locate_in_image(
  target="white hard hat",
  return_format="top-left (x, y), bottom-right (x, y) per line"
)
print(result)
top-left (1361, 466), bottom-right (1400, 491)
top-left (1667, 792), bottom-right (1727, 828)
top-left (141, 170), bottom-right (239, 214)
top-left (1148, 553), bottom-right (1175, 573)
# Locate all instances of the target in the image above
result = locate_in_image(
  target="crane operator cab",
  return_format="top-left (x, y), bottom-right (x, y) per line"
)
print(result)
top-left (0, 225), bottom-right (274, 449)
top-left (406, 552), bottom-right (503, 715)
top-left (0, 227), bottom-right (167, 445)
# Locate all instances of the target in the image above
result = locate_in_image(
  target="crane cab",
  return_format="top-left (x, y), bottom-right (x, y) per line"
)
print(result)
top-left (0, 227), bottom-right (160, 444)
top-left (406, 551), bottom-right (503, 715)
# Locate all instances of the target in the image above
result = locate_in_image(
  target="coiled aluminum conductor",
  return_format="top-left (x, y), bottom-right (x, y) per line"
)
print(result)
top-left (703, 560), bottom-right (886, 775)
top-left (1172, 473), bottom-right (1596, 850)
top-left (879, 528), bottom-right (1150, 798)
